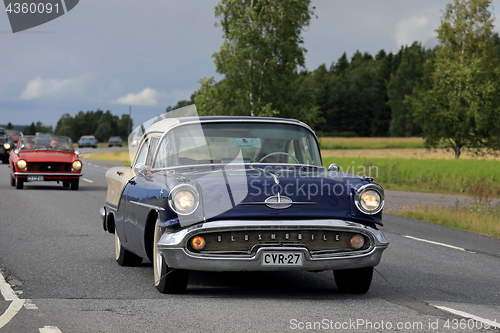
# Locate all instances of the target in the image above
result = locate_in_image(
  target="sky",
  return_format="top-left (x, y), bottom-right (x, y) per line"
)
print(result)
top-left (2, 0), bottom-right (500, 130)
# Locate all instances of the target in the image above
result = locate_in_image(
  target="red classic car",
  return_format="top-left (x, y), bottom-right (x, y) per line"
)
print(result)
top-left (9, 135), bottom-right (83, 190)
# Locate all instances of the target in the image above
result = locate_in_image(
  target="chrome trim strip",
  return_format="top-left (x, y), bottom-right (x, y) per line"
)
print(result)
top-left (150, 163), bottom-right (325, 173)
top-left (14, 172), bottom-right (83, 177)
top-left (105, 201), bottom-right (118, 210)
top-left (130, 201), bottom-right (165, 211)
top-left (240, 202), bottom-right (316, 205)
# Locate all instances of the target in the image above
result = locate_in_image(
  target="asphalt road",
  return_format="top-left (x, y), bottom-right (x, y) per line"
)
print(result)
top-left (0, 152), bottom-right (499, 333)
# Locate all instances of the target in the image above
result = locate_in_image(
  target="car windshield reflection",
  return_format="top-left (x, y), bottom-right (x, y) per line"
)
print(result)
top-left (153, 122), bottom-right (322, 168)
top-left (19, 136), bottom-right (74, 152)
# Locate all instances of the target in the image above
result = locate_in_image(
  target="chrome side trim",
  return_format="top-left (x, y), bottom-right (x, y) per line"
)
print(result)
top-left (105, 201), bottom-right (118, 210)
top-left (240, 202), bottom-right (316, 205)
top-left (130, 201), bottom-right (165, 211)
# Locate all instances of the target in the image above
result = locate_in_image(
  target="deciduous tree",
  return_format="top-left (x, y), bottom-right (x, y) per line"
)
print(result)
top-left (408, 0), bottom-right (500, 157)
top-left (195, 0), bottom-right (321, 125)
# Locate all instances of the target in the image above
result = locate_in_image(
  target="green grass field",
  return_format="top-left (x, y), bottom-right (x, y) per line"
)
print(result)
top-left (318, 137), bottom-right (430, 149)
top-left (394, 204), bottom-right (500, 240)
top-left (323, 156), bottom-right (500, 198)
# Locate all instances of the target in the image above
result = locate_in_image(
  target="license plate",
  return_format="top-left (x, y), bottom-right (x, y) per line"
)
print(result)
top-left (27, 176), bottom-right (44, 182)
top-left (261, 252), bottom-right (303, 266)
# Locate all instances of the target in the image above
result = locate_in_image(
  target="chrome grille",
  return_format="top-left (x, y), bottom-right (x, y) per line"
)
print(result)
top-left (188, 229), bottom-right (370, 253)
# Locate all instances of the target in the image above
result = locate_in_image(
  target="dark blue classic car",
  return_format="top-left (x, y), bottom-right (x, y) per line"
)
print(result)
top-left (100, 115), bottom-right (388, 294)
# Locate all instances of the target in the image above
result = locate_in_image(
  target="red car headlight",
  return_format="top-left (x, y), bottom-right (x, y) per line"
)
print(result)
top-left (72, 160), bottom-right (82, 172)
top-left (17, 159), bottom-right (27, 171)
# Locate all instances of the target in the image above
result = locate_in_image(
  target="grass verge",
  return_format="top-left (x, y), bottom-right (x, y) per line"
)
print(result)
top-left (81, 150), bottom-right (131, 166)
top-left (323, 156), bottom-right (500, 198)
top-left (393, 203), bottom-right (500, 240)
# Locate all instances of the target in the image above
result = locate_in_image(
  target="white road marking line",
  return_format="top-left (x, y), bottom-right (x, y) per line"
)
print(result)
top-left (0, 299), bottom-right (25, 329)
top-left (24, 299), bottom-right (38, 310)
top-left (403, 235), bottom-right (472, 252)
top-left (82, 178), bottom-right (94, 183)
top-left (0, 272), bottom-right (18, 301)
top-left (434, 305), bottom-right (499, 328)
top-left (0, 272), bottom-right (26, 328)
top-left (39, 326), bottom-right (63, 333)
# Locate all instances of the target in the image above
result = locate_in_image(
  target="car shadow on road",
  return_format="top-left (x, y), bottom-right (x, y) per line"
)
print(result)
top-left (179, 270), bottom-right (372, 300)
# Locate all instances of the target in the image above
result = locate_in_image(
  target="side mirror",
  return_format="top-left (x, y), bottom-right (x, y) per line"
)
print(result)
top-left (134, 163), bottom-right (148, 177)
top-left (14, 149), bottom-right (20, 154)
top-left (328, 163), bottom-right (340, 172)
top-left (75, 150), bottom-right (81, 156)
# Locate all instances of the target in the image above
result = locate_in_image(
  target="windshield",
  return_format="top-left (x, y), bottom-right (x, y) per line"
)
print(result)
top-left (19, 135), bottom-right (74, 152)
top-left (153, 122), bottom-right (321, 168)
top-left (6, 130), bottom-right (22, 137)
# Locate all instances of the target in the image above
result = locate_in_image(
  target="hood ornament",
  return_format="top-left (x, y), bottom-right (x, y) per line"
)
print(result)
top-left (270, 172), bottom-right (280, 185)
top-left (265, 193), bottom-right (292, 210)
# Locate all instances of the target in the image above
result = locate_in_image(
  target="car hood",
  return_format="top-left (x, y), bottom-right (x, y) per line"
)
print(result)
top-left (158, 165), bottom-right (381, 228)
top-left (17, 151), bottom-right (77, 163)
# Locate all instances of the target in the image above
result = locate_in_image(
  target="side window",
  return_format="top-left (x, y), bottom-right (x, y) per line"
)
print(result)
top-left (300, 137), bottom-right (314, 165)
top-left (145, 137), bottom-right (159, 166)
top-left (154, 138), bottom-right (168, 169)
top-left (135, 139), bottom-right (148, 165)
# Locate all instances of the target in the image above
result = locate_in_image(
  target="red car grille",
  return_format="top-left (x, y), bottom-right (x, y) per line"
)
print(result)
top-left (27, 162), bottom-right (70, 172)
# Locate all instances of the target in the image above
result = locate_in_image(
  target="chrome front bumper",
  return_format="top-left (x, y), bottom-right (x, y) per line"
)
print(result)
top-left (14, 172), bottom-right (83, 177)
top-left (157, 220), bottom-right (389, 272)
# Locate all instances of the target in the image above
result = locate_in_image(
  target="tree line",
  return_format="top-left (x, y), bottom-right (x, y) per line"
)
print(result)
top-left (4, 110), bottom-right (132, 144)
top-left (166, 0), bottom-right (500, 158)
top-left (53, 110), bottom-right (132, 143)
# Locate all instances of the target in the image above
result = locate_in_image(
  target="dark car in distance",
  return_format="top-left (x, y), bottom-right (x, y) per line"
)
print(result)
top-left (107, 136), bottom-right (123, 147)
top-left (0, 128), bottom-right (15, 163)
top-left (5, 129), bottom-right (23, 144)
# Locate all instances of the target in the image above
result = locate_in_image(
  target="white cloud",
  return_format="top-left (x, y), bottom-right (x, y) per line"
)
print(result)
top-left (19, 75), bottom-right (92, 100)
top-left (113, 88), bottom-right (159, 106)
top-left (393, 15), bottom-right (438, 47)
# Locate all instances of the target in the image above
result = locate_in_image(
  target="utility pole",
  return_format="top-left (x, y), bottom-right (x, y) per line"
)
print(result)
top-left (128, 106), bottom-right (131, 134)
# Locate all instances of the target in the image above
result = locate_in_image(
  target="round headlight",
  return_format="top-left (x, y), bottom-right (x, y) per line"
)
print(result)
top-left (17, 159), bottom-right (27, 171)
top-left (72, 160), bottom-right (82, 171)
top-left (168, 185), bottom-right (199, 216)
top-left (4, 143), bottom-right (11, 150)
top-left (354, 185), bottom-right (384, 215)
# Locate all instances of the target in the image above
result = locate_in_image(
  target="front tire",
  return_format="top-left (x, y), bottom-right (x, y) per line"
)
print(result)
top-left (334, 266), bottom-right (374, 294)
top-left (70, 179), bottom-right (79, 190)
top-left (15, 177), bottom-right (23, 189)
top-left (114, 231), bottom-right (142, 266)
top-left (153, 219), bottom-right (188, 294)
